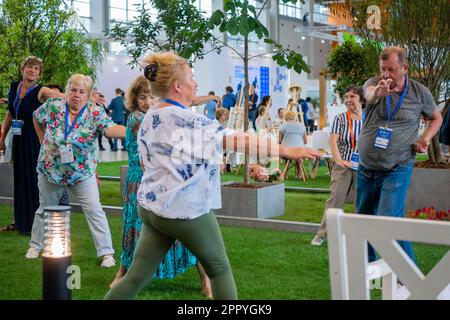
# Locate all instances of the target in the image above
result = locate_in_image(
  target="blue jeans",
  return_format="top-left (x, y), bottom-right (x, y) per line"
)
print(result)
top-left (249, 111), bottom-right (257, 130)
top-left (356, 163), bottom-right (415, 263)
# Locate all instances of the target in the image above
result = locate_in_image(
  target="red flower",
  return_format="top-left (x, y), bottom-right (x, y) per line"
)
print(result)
top-left (93, 111), bottom-right (100, 117)
top-left (79, 163), bottom-right (85, 169)
top-left (74, 123), bottom-right (79, 129)
top-left (50, 112), bottom-right (55, 119)
top-left (78, 137), bottom-right (85, 143)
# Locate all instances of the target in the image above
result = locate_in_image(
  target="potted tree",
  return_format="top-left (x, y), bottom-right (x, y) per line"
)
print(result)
top-left (207, 0), bottom-right (311, 218)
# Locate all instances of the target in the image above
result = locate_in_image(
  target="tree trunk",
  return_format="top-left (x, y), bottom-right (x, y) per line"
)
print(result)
top-left (243, 36), bottom-right (250, 184)
top-left (427, 100), bottom-right (448, 164)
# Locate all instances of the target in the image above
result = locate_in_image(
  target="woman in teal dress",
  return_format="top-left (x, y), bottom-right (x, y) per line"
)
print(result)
top-left (109, 76), bottom-right (212, 298)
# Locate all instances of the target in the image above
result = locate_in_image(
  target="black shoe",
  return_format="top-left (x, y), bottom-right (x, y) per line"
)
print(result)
top-left (121, 148), bottom-right (127, 151)
top-left (99, 146), bottom-right (105, 151)
top-left (111, 148), bottom-right (118, 152)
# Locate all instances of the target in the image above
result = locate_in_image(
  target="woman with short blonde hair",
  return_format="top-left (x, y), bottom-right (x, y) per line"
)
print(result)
top-left (104, 52), bottom-right (320, 300)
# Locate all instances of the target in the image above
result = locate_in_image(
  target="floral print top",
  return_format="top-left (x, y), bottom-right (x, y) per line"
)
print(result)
top-left (33, 98), bottom-right (114, 185)
top-left (137, 106), bottom-right (224, 219)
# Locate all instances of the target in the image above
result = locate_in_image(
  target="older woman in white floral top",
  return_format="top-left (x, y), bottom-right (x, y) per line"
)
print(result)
top-left (26, 74), bottom-right (125, 268)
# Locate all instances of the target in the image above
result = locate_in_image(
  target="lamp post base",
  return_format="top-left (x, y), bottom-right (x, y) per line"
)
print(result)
top-left (42, 255), bottom-right (72, 300)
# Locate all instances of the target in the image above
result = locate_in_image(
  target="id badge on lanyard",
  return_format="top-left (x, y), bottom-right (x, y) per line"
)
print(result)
top-left (374, 127), bottom-right (393, 149)
top-left (12, 119), bottom-right (24, 136)
top-left (350, 152), bottom-right (359, 171)
top-left (60, 144), bottom-right (75, 164)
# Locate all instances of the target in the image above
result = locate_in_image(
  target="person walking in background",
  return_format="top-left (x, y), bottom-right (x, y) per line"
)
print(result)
top-left (109, 76), bottom-right (212, 299)
top-left (96, 92), bottom-right (115, 151)
top-left (108, 88), bottom-right (126, 151)
top-left (357, 46), bottom-right (442, 262)
top-left (311, 85), bottom-right (364, 246)
top-left (306, 97), bottom-right (316, 134)
top-left (248, 84), bottom-right (259, 131)
top-left (26, 74), bottom-right (126, 267)
top-left (298, 98), bottom-right (309, 130)
top-left (222, 86), bottom-right (236, 111)
top-left (104, 51), bottom-right (320, 300)
top-left (203, 91), bottom-right (218, 121)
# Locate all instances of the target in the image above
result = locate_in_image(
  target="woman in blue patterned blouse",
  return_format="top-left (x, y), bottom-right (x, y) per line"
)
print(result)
top-left (110, 75), bottom-right (212, 298)
top-left (105, 52), bottom-right (320, 300)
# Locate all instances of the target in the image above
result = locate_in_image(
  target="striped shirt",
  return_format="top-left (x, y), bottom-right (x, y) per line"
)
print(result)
top-left (331, 112), bottom-right (363, 161)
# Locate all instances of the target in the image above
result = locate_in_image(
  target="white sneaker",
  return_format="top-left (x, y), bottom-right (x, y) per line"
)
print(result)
top-left (25, 247), bottom-right (40, 259)
top-left (101, 255), bottom-right (116, 268)
top-left (311, 234), bottom-right (324, 246)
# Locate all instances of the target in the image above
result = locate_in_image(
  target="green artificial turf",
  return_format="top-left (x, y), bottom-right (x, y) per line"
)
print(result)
top-left (0, 205), bottom-right (447, 300)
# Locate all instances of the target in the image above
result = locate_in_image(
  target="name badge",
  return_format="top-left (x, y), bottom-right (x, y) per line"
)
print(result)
top-left (350, 152), bottom-right (360, 171)
top-left (12, 120), bottom-right (24, 136)
top-left (60, 144), bottom-right (75, 164)
top-left (374, 127), bottom-right (393, 149)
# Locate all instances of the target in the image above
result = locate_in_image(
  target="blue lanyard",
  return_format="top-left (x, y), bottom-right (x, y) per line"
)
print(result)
top-left (65, 103), bottom-right (87, 141)
top-left (13, 82), bottom-right (37, 118)
top-left (362, 110), bottom-right (366, 124)
top-left (159, 98), bottom-right (186, 109)
top-left (386, 76), bottom-right (409, 128)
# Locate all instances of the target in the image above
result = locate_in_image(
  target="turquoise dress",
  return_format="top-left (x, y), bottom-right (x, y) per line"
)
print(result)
top-left (120, 111), bottom-right (197, 279)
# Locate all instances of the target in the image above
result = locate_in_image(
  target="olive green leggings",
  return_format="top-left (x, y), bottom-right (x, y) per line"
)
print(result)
top-left (104, 206), bottom-right (237, 300)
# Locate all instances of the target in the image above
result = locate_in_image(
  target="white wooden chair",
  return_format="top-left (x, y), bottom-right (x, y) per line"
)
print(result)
top-left (326, 208), bottom-right (450, 300)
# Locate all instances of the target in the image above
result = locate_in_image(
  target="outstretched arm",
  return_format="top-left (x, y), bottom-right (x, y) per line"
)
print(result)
top-left (222, 131), bottom-right (321, 162)
top-left (104, 125), bottom-right (126, 139)
top-left (191, 95), bottom-right (221, 107)
top-left (38, 87), bottom-right (65, 103)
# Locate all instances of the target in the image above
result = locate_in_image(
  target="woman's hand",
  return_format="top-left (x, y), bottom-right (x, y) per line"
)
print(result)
top-left (91, 91), bottom-right (106, 107)
top-left (281, 146), bottom-right (321, 161)
top-left (0, 98), bottom-right (7, 105)
top-left (335, 159), bottom-right (352, 168)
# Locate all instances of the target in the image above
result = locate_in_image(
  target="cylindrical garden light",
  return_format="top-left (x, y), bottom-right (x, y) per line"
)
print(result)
top-left (42, 206), bottom-right (72, 300)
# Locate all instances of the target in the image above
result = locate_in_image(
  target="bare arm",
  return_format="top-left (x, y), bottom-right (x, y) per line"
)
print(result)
top-left (414, 107), bottom-right (443, 153)
top-left (222, 131), bottom-right (321, 162)
top-left (329, 133), bottom-right (351, 168)
top-left (303, 132), bottom-right (308, 145)
top-left (0, 111), bottom-right (12, 151)
top-left (33, 117), bottom-right (45, 144)
top-left (38, 87), bottom-right (65, 103)
top-left (365, 79), bottom-right (397, 105)
top-left (104, 125), bottom-right (126, 139)
top-left (191, 95), bottom-right (221, 107)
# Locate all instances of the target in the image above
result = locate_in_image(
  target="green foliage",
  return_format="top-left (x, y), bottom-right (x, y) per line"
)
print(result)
top-left (0, 0), bottom-right (103, 99)
top-left (326, 38), bottom-right (382, 99)
top-left (108, 0), bottom-right (219, 66)
top-left (208, 0), bottom-right (309, 183)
